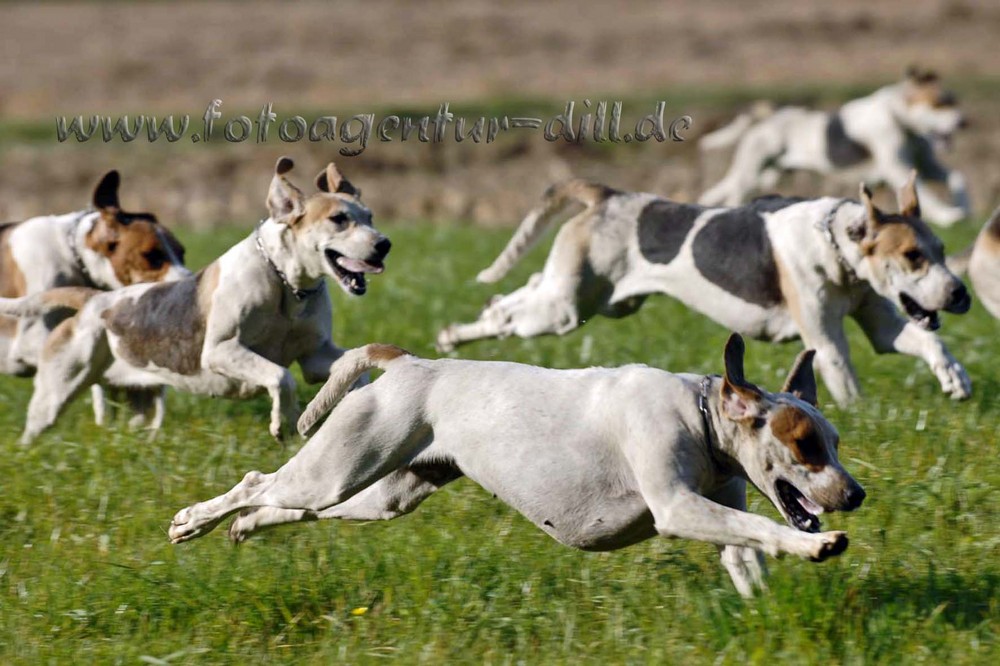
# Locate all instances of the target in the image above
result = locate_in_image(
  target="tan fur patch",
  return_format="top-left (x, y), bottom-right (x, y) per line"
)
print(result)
top-left (41, 286), bottom-right (101, 311)
top-left (775, 255), bottom-right (803, 327)
top-left (770, 405), bottom-right (829, 471)
top-left (295, 193), bottom-right (370, 231)
top-left (103, 271), bottom-right (208, 376)
top-left (367, 343), bottom-right (410, 364)
top-left (907, 81), bottom-right (954, 109)
top-left (981, 214), bottom-right (1000, 256)
top-left (0, 223), bottom-right (27, 337)
top-left (41, 317), bottom-right (77, 360)
top-left (85, 212), bottom-right (186, 285)
top-left (547, 179), bottom-right (617, 209)
top-left (197, 261), bottom-right (220, 315)
top-left (861, 218), bottom-right (932, 270)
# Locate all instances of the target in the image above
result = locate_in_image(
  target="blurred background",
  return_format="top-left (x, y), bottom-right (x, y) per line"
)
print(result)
top-left (0, 0), bottom-right (998, 229)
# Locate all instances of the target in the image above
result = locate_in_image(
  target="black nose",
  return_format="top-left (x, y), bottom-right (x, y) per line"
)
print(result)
top-left (845, 484), bottom-right (866, 511)
top-left (947, 283), bottom-right (971, 314)
top-left (375, 237), bottom-right (391, 258)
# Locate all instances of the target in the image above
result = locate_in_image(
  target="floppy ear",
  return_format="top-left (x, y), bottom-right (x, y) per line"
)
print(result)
top-left (720, 333), bottom-right (763, 421)
top-left (92, 170), bottom-right (121, 211)
top-left (315, 162), bottom-right (359, 197)
top-left (781, 349), bottom-right (818, 406)
top-left (267, 157), bottom-right (305, 224)
top-left (896, 170), bottom-right (921, 218)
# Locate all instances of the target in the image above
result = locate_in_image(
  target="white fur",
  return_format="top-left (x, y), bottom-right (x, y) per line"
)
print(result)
top-left (700, 78), bottom-right (969, 226)
top-left (169, 338), bottom-right (865, 598)
top-left (438, 186), bottom-right (971, 407)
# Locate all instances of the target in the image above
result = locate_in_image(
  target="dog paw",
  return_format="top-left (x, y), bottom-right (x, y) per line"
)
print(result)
top-left (168, 508), bottom-right (195, 543)
top-left (227, 508), bottom-right (259, 544)
top-left (810, 531), bottom-right (848, 562)
top-left (435, 327), bottom-right (457, 354)
top-left (941, 363), bottom-right (972, 400)
top-left (169, 506), bottom-right (224, 544)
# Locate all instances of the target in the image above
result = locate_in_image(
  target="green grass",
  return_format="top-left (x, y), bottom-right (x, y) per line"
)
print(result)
top-left (1, 220), bottom-right (998, 664)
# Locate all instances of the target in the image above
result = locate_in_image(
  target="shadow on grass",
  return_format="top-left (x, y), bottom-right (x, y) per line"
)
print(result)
top-left (862, 565), bottom-right (998, 629)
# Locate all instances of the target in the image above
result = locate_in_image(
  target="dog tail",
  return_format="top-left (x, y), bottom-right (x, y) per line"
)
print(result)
top-left (476, 179), bottom-right (615, 284)
top-left (297, 343), bottom-right (412, 437)
top-left (698, 101), bottom-right (775, 152)
top-left (0, 286), bottom-right (100, 318)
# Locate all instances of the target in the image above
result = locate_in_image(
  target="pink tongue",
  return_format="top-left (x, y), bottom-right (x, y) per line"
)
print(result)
top-left (798, 495), bottom-right (824, 516)
top-left (336, 256), bottom-right (383, 274)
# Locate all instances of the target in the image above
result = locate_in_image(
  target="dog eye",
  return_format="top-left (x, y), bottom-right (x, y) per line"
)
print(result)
top-left (330, 213), bottom-right (350, 226)
top-left (903, 249), bottom-right (924, 266)
top-left (143, 249), bottom-right (165, 269)
top-left (107, 241), bottom-right (119, 253)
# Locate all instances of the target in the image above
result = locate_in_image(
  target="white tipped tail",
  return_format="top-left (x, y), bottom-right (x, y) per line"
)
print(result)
top-left (476, 179), bottom-right (614, 284)
top-left (297, 343), bottom-right (411, 437)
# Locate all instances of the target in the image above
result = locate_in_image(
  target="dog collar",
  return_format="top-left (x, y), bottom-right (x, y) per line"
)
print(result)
top-left (698, 374), bottom-right (722, 465)
top-left (254, 221), bottom-right (324, 302)
top-left (66, 209), bottom-right (97, 287)
top-left (815, 199), bottom-right (857, 284)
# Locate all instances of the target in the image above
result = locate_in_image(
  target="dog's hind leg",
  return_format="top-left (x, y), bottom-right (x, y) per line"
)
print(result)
top-left (699, 124), bottom-right (784, 206)
top-left (22, 318), bottom-right (112, 444)
top-left (227, 463), bottom-right (462, 542)
top-left (437, 223), bottom-right (592, 351)
top-left (707, 478), bottom-right (768, 597)
top-left (170, 382), bottom-right (431, 543)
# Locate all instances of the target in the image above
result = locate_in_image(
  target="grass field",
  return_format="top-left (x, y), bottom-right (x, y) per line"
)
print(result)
top-left (1, 220), bottom-right (998, 664)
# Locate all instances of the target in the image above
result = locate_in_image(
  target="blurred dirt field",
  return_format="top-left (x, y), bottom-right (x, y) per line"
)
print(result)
top-left (0, 0), bottom-right (999, 227)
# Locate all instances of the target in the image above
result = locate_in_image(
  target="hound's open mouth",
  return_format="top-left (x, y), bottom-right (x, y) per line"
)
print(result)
top-left (324, 249), bottom-right (384, 296)
top-left (900, 293), bottom-right (940, 331)
top-left (776, 479), bottom-right (822, 533)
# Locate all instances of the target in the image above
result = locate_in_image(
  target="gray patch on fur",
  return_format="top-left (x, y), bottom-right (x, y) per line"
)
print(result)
top-left (637, 200), bottom-right (702, 265)
top-left (692, 209), bottom-right (783, 307)
top-left (825, 112), bottom-right (870, 168)
top-left (103, 272), bottom-right (207, 375)
top-left (749, 195), bottom-right (808, 214)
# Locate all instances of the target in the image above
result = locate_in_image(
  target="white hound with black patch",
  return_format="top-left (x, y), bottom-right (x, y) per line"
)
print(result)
top-left (0, 158), bottom-right (389, 443)
top-left (699, 68), bottom-right (969, 227)
top-left (437, 173), bottom-right (971, 407)
top-left (169, 334), bottom-right (865, 598)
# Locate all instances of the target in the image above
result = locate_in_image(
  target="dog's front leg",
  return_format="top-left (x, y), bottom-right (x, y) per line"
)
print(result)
top-left (650, 489), bottom-right (847, 562)
top-left (913, 141), bottom-right (971, 217)
top-left (852, 295), bottom-right (971, 399)
top-left (202, 339), bottom-right (298, 439)
top-left (796, 311), bottom-right (860, 407)
top-left (299, 341), bottom-right (370, 394)
top-left (298, 341), bottom-right (346, 384)
top-left (707, 478), bottom-right (768, 597)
